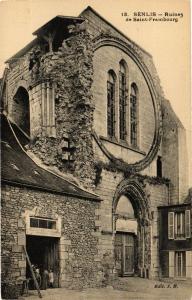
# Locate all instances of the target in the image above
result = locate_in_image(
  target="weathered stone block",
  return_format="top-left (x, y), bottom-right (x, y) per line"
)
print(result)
top-left (18, 260), bottom-right (26, 268)
top-left (60, 251), bottom-right (68, 260)
top-left (12, 245), bottom-right (23, 253)
top-left (18, 232), bottom-right (26, 246)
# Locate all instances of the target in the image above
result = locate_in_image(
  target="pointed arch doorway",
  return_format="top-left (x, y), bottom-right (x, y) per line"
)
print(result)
top-left (114, 195), bottom-right (137, 276)
top-left (113, 179), bottom-right (151, 278)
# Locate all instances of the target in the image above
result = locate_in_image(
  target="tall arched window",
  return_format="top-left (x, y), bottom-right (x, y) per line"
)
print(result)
top-left (130, 83), bottom-right (138, 147)
top-left (107, 70), bottom-right (116, 137)
top-left (119, 61), bottom-right (127, 140)
top-left (13, 87), bottom-right (30, 135)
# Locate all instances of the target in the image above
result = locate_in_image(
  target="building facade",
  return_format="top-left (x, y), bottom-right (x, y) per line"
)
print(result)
top-left (1, 5), bottom-right (191, 298)
top-left (158, 190), bottom-right (192, 279)
top-left (1, 114), bottom-right (102, 298)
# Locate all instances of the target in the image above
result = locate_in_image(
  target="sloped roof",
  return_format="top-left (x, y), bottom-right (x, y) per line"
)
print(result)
top-left (33, 15), bottom-right (84, 36)
top-left (6, 16), bottom-right (84, 63)
top-left (1, 114), bottom-right (100, 201)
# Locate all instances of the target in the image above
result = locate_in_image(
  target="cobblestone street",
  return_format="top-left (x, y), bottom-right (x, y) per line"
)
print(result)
top-left (21, 278), bottom-right (192, 300)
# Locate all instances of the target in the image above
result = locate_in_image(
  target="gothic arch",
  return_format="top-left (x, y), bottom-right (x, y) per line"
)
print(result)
top-left (112, 178), bottom-right (152, 277)
top-left (11, 79), bottom-right (29, 98)
top-left (112, 178), bottom-right (151, 226)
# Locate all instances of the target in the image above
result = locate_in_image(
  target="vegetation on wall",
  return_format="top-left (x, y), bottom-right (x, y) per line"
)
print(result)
top-left (94, 160), bottom-right (170, 187)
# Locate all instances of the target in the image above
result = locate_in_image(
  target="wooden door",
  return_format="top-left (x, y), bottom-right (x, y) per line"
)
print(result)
top-left (44, 238), bottom-right (60, 287)
top-left (115, 233), bottom-right (135, 276)
top-left (115, 233), bottom-right (123, 276)
top-left (124, 234), bottom-right (134, 275)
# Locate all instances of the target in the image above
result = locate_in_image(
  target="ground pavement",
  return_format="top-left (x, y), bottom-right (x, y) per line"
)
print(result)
top-left (21, 277), bottom-right (192, 300)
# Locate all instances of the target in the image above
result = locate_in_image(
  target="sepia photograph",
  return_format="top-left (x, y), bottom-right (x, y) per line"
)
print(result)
top-left (0, 0), bottom-right (191, 299)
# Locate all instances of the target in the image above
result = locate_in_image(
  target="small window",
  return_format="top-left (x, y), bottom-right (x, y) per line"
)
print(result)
top-left (107, 70), bottom-right (116, 138)
top-left (30, 217), bottom-right (56, 230)
top-left (130, 83), bottom-right (138, 147)
top-left (157, 156), bottom-right (162, 177)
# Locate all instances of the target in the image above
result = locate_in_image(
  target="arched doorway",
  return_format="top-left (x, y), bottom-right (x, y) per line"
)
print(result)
top-left (114, 195), bottom-right (137, 276)
top-left (12, 87), bottom-right (30, 135)
top-left (113, 179), bottom-right (151, 278)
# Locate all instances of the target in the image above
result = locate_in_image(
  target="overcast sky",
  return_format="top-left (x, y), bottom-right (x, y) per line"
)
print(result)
top-left (0, 0), bottom-right (191, 184)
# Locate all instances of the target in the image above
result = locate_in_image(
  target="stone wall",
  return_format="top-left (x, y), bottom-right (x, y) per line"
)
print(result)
top-left (1, 183), bottom-right (102, 298)
top-left (162, 99), bottom-right (188, 203)
top-left (148, 183), bottom-right (169, 278)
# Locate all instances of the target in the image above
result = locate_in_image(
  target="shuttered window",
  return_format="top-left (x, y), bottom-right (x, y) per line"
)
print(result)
top-left (185, 210), bottom-right (191, 238)
top-left (168, 210), bottom-right (191, 240)
top-left (186, 251), bottom-right (192, 278)
top-left (168, 212), bottom-right (174, 239)
top-left (169, 251), bottom-right (174, 277)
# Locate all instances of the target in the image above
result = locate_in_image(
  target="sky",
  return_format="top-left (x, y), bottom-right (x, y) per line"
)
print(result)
top-left (0, 0), bottom-right (191, 184)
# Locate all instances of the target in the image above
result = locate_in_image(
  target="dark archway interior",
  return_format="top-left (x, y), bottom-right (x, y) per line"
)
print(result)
top-left (13, 87), bottom-right (30, 135)
top-left (26, 235), bottom-right (59, 287)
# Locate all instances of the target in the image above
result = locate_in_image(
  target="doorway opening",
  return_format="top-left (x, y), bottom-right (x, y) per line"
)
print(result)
top-left (114, 195), bottom-right (138, 277)
top-left (26, 235), bottom-right (60, 288)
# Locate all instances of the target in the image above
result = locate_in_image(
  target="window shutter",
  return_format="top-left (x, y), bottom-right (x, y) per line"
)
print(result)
top-left (169, 251), bottom-right (175, 277)
top-left (186, 251), bottom-right (192, 278)
top-left (168, 212), bottom-right (174, 239)
top-left (185, 210), bottom-right (191, 238)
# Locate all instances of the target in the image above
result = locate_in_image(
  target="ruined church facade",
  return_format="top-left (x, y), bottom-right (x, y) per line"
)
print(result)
top-left (1, 6), bottom-right (191, 295)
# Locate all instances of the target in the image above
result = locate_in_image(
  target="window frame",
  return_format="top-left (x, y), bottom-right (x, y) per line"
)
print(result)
top-left (30, 217), bottom-right (56, 230)
top-left (175, 251), bottom-right (186, 277)
top-left (174, 211), bottom-right (185, 239)
top-left (168, 210), bottom-right (191, 240)
top-left (130, 83), bottom-right (138, 147)
top-left (107, 71), bottom-right (116, 138)
top-left (119, 62), bottom-right (127, 141)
